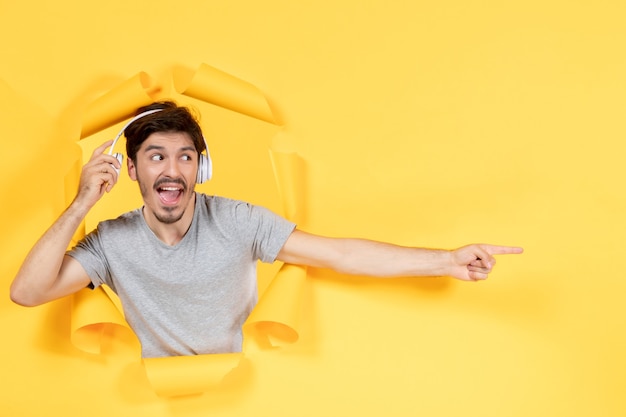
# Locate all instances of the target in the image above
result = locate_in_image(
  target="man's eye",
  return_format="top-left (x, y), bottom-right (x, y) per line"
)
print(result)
top-left (181, 155), bottom-right (192, 161)
top-left (151, 154), bottom-right (163, 161)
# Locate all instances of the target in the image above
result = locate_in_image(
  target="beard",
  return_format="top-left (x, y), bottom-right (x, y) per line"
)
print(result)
top-left (153, 206), bottom-right (186, 224)
top-left (137, 173), bottom-right (191, 225)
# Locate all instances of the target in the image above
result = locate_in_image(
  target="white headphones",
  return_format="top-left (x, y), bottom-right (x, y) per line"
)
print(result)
top-left (107, 108), bottom-right (213, 183)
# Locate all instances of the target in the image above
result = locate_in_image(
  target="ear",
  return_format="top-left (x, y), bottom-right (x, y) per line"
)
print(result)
top-left (127, 158), bottom-right (137, 181)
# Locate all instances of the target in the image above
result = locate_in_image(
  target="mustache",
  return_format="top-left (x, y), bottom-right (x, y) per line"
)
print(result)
top-left (154, 177), bottom-right (187, 190)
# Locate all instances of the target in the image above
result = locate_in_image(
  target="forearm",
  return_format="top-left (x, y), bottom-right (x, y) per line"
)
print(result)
top-left (10, 202), bottom-right (89, 306)
top-left (324, 238), bottom-right (454, 277)
top-left (11, 140), bottom-right (126, 305)
top-left (279, 231), bottom-right (455, 278)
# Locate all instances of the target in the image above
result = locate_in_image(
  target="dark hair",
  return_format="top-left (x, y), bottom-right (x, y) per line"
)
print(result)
top-left (124, 100), bottom-right (205, 161)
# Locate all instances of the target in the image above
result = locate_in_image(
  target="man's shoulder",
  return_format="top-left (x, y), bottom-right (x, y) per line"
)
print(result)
top-left (196, 193), bottom-right (275, 225)
top-left (96, 208), bottom-right (143, 232)
top-left (196, 193), bottom-right (252, 211)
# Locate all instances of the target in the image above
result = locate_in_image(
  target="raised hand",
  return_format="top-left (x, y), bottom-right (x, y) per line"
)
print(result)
top-left (73, 141), bottom-right (121, 211)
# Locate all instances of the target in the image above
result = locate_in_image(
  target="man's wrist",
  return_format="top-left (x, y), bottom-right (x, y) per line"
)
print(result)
top-left (66, 198), bottom-right (92, 222)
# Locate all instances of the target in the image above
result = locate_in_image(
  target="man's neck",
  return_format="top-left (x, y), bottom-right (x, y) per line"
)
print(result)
top-left (143, 194), bottom-right (196, 246)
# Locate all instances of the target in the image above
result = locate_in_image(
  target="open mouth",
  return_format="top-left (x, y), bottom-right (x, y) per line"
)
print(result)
top-left (157, 185), bottom-right (184, 205)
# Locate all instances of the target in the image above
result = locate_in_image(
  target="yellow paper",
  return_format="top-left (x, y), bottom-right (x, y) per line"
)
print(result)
top-left (244, 149), bottom-right (308, 347)
top-left (3, 3), bottom-right (626, 414)
top-left (268, 149), bottom-right (306, 224)
top-left (143, 353), bottom-right (243, 397)
top-left (245, 263), bottom-right (307, 347)
top-left (70, 287), bottom-right (133, 354)
top-left (174, 63), bottom-right (277, 124)
top-left (80, 72), bottom-right (159, 139)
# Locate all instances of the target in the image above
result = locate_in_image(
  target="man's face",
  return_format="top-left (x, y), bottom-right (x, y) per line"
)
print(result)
top-left (128, 131), bottom-right (198, 225)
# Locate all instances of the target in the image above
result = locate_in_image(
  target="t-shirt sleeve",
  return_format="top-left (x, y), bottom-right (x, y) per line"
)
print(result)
top-left (233, 202), bottom-right (296, 263)
top-left (66, 228), bottom-right (111, 290)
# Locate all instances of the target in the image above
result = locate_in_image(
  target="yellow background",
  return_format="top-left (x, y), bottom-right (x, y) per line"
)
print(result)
top-left (1, 1), bottom-right (625, 416)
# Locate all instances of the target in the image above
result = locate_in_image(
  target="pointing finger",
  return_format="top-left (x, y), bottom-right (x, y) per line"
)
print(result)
top-left (482, 245), bottom-right (524, 256)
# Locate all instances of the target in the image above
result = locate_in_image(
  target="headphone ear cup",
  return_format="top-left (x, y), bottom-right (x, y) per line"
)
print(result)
top-left (196, 136), bottom-right (213, 184)
top-left (196, 154), bottom-right (212, 184)
top-left (196, 155), bottom-right (205, 184)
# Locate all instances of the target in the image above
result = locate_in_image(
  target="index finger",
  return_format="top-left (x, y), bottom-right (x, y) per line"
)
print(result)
top-left (90, 140), bottom-right (115, 158)
top-left (482, 245), bottom-right (524, 255)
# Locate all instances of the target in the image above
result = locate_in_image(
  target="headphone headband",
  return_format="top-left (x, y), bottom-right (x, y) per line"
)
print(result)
top-left (107, 109), bottom-right (164, 157)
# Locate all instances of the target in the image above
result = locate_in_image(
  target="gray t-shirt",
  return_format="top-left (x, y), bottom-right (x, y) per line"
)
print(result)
top-left (67, 193), bottom-right (296, 358)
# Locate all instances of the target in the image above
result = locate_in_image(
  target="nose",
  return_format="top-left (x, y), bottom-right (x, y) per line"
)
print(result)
top-left (164, 158), bottom-right (183, 178)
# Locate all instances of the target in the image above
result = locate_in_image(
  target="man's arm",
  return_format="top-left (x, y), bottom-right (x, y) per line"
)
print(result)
top-left (277, 229), bottom-right (523, 281)
top-left (10, 141), bottom-right (121, 306)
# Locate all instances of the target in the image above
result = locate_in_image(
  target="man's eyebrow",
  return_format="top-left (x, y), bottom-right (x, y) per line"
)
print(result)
top-left (143, 144), bottom-right (165, 152)
top-left (142, 145), bottom-right (196, 152)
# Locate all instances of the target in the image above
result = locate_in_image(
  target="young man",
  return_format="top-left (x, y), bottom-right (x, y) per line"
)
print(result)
top-left (10, 101), bottom-right (523, 358)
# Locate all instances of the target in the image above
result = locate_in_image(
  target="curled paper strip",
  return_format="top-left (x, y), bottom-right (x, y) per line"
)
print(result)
top-left (70, 286), bottom-right (136, 354)
top-left (173, 63), bottom-right (277, 124)
top-left (268, 149), bottom-right (306, 225)
top-left (243, 149), bottom-right (308, 347)
top-left (80, 72), bottom-right (158, 139)
top-left (69, 63), bottom-right (307, 397)
top-left (245, 263), bottom-right (307, 347)
top-left (143, 353), bottom-right (243, 398)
